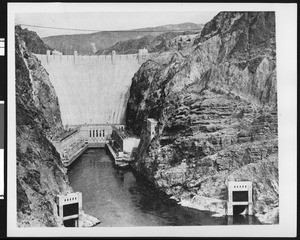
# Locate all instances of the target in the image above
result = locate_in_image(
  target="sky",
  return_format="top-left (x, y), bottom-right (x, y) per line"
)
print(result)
top-left (15, 11), bottom-right (219, 38)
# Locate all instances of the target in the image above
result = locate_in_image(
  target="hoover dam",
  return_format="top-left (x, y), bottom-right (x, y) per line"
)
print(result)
top-left (36, 52), bottom-right (144, 126)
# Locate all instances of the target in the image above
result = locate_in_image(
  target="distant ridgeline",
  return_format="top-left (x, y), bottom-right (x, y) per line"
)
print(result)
top-left (42, 22), bottom-right (204, 55)
top-left (35, 49), bottom-right (150, 126)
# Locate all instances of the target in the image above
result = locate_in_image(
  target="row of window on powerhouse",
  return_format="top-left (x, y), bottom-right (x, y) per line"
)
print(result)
top-left (89, 129), bottom-right (106, 138)
top-left (87, 126), bottom-right (124, 139)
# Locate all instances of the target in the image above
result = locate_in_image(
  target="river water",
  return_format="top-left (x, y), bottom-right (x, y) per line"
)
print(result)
top-left (67, 148), bottom-right (260, 227)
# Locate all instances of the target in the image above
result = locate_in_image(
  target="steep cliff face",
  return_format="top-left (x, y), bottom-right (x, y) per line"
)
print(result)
top-left (16, 30), bottom-right (70, 226)
top-left (126, 12), bottom-right (278, 224)
top-left (16, 29), bottom-right (99, 227)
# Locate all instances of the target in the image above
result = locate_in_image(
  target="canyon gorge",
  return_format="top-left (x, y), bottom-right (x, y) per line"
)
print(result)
top-left (15, 11), bottom-right (278, 227)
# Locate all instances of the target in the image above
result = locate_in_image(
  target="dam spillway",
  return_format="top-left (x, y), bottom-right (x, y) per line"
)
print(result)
top-left (35, 53), bottom-right (142, 126)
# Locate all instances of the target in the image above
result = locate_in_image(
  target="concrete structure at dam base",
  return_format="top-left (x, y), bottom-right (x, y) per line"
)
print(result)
top-left (107, 126), bottom-right (141, 167)
top-left (53, 122), bottom-right (142, 168)
top-left (53, 118), bottom-right (158, 168)
top-left (53, 120), bottom-right (150, 168)
top-left (53, 124), bottom-right (126, 167)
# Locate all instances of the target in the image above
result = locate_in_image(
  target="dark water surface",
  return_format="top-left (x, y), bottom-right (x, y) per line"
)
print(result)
top-left (67, 148), bottom-right (260, 227)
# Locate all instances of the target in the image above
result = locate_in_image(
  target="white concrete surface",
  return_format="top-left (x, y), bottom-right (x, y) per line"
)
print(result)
top-left (36, 53), bottom-right (141, 126)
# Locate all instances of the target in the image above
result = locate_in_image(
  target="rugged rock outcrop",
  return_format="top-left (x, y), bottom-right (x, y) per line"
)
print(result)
top-left (15, 25), bottom-right (53, 54)
top-left (126, 12), bottom-right (278, 224)
top-left (16, 27), bottom-right (100, 227)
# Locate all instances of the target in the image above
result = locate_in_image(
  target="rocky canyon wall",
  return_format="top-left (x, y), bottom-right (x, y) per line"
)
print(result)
top-left (126, 12), bottom-right (278, 224)
top-left (36, 53), bottom-right (141, 126)
top-left (16, 28), bottom-right (99, 227)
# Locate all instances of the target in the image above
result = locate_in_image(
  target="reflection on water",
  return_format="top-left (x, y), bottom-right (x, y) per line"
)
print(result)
top-left (67, 148), bottom-right (261, 227)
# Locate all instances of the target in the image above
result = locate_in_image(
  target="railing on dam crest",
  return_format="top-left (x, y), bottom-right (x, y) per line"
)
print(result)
top-left (35, 49), bottom-right (150, 65)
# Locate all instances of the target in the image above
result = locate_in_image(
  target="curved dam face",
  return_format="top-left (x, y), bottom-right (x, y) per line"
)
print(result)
top-left (35, 53), bottom-right (142, 126)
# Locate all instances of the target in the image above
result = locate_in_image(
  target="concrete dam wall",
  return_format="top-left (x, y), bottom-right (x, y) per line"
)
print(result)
top-left (35, 53), bottom-right (143, 126)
